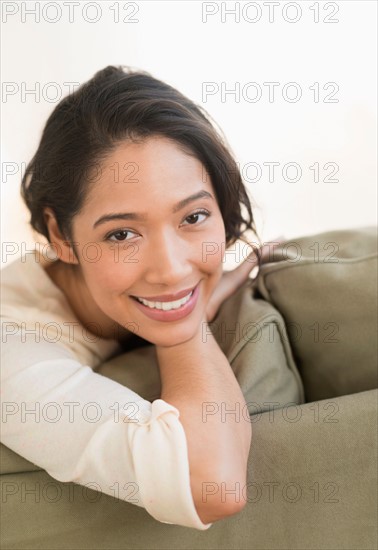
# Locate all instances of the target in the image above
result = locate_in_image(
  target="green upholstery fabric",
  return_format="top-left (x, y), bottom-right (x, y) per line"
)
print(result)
top-left (251, 226), bottom-right (378, 402)
top-left (1, 227), bottom-right (377, 549)
top-left (1, 390), bottom-right (376, 549)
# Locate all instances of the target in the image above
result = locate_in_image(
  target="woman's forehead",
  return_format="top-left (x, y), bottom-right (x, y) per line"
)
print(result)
top-left (83, 138), bottom-right (213, 200)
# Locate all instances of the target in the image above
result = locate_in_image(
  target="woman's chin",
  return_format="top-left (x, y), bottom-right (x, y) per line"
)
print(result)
top-left (140, 322), bottom-right (201, 348)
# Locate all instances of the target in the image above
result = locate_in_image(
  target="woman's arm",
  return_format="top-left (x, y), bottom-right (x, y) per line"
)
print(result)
top-left (155, 239), bottom-right (284, 522)
top-left (0, 328), bottom-right (214, 530)
top-left (156, 314), bottom-right (252, 524)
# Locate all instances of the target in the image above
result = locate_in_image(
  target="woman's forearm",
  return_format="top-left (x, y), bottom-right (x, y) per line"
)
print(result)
top-left (156, 320), bottom-right (252, 522)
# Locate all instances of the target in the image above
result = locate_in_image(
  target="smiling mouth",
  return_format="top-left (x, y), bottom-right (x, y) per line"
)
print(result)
top-left (130, 289), bottom-right (195, 310)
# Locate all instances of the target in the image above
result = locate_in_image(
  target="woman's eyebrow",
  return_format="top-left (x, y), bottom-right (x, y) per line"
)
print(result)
top-left (93, 190), bottom-right (214, 228)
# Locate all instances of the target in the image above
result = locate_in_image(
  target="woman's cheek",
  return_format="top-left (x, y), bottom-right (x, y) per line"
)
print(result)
top-left (209, 238), bottom-right (225, 276)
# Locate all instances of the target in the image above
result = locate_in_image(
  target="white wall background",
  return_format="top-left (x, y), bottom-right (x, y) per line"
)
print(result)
top-left (1, 0), bottom-right (377, 268)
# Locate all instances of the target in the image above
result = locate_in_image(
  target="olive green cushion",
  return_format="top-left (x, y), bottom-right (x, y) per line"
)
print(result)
top-left (251, 226), bottom-right (378, 402)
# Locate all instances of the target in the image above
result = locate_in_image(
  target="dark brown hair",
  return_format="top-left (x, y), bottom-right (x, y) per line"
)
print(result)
top-left (21, 65), bottom-right (262, 262)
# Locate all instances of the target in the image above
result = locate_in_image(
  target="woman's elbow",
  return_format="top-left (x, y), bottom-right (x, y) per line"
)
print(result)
top-left (195, 496), bottom-right (246, 524)
top-left (193, 476), bottom-right (248, 524)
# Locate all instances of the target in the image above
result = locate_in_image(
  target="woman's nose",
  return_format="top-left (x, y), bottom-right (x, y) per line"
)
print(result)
top-left (143, 231), bottom-right (193, 286)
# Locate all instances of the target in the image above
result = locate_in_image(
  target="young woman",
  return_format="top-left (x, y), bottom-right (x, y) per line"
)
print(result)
top-left (1, 66), bottom-right (268, 530)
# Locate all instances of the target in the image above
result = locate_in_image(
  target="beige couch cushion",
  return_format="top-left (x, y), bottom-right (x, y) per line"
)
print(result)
top-left (252, 226), bottom-right (378, 401)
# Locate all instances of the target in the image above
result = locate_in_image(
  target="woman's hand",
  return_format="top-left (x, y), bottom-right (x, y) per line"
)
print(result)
top-left (205, 237), bottom-right (285, 323)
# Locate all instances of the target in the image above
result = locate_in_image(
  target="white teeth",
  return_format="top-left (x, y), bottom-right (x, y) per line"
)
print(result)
top-left (136, 290), bottom-right (194, 310)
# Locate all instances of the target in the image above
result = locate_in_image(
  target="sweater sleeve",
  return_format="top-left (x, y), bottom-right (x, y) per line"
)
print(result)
top-left (0, 329), bottom-right (213, 530)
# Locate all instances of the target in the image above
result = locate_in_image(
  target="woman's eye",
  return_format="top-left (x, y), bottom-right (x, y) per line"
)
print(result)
top-left (182, 209), bottom-right (211, 226)
top-left (107, 230), bottom-right (136, 242)
top-left (106, 210), bottom-right (211, 242)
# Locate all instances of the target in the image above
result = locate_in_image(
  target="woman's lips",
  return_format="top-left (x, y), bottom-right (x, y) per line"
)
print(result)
top-left (131, 284), bottom-right (197, 302)
top-left (130, 281), bottom-right (201, 322)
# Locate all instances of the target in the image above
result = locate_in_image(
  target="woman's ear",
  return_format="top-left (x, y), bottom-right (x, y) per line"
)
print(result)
top-left (43, 207), bottom-right (79, 265)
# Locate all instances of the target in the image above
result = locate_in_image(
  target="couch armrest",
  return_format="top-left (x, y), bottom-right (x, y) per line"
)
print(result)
top-left (1, 389), bottom-right (376, 549)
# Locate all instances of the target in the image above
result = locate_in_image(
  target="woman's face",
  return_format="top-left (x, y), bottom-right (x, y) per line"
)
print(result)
top-left (69, 135), bottom-right (226, 347)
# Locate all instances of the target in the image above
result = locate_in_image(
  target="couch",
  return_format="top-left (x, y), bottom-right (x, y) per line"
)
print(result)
top-left (1, 226), bottom-right (377, 549)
